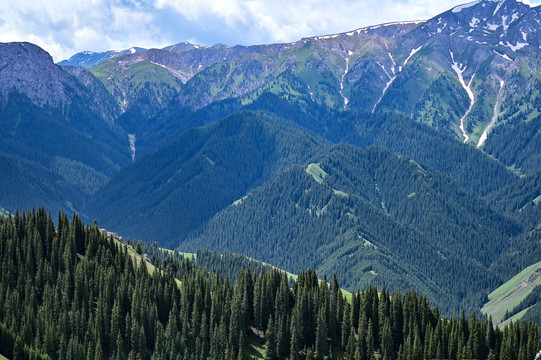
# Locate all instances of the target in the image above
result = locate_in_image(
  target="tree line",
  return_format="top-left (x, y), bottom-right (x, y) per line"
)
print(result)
top-left (0, 208), bottom-right (540, 359)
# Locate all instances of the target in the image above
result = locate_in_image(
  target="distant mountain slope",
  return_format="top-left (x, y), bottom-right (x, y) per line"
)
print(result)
top-left (483, 114), bottom-right (541, 175)
top-left (487, 169), bottom-right (541, 228)
top-left (88, 111), bottom-right (323, 248)
top-left (60, 65), bottom-right (121, 121)
top-left (57, 46), bottom-right (147, 68)
top-left (90, 50), bottom-right (184, 120)
top-left (83, 0), bottom-right (541, 167)
top-left (122, 90), bottom-right (517, 197)
top-left (0, 154), bottom-right (81, 214)
top-left (335, 111), bottom-right (518, 196)
top-left (182, 145), bottom-right (519, 313)
top-left (487, 171), bottom-right (541, 286)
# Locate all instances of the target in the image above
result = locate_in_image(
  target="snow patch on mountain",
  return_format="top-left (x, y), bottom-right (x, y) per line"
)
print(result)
top-left (493, 50), bottom-right (513, 61)
top-left (499, 40), bottom-right (529, 51)
top-left (345, 20), bottom-right (425, 37)
top-left (400, 46), bottom-right (422, 72)
top-left (340, 51), bottom-right (353, 109)
top-left (315, 34), bottom-right (340, 41)
top-left (372, 47), bottom-right (422, 114)
top-left (502, 15), bottom-right (510, 31)
top-left (128, 134), bottom-right (136, 162)
top-left (493, 1), bottom-right (505, 16)
top-left (452, 1), bottom-right (481, 13)
top-left (437, 23), bottom-right (448, 33)
top-left (450, 50), bottom-right (475, 144)
top-left (512, 12), bottom-right (520, 22)
top-left (368, 20), bottom-right (425, 31)
top-left (377, 62), bottom-right (392, 79)
top-left (307, 84), bottom-right (315, 102)
top-left (388, 52), bottom-right (396, 75)
top-left (478, 79), bottom-right (504, 148)
top-left (486, 23), bottom-right (500, 30)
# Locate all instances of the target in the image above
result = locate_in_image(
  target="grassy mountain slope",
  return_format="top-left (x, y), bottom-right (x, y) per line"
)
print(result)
top-left (91, 57), bottom-right (183, 125)
top-left (482, 260), bottom-right (541, 324)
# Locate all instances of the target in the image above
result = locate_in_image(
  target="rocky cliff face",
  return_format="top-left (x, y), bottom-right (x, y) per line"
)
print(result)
top-left (0, 42), bottom-right (72, 109)
top-left (0, 41), bottom-right (130, 215)
top-left (61, 65), bottom-right (121, 123)
top-left (0, 42), bottom-right (121, 125)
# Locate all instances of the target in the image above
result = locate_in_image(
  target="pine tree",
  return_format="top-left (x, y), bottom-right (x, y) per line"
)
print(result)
top-left (315, 306), bottom-right (328, 360)
top-left (291, 305), bottom-right (303, 360)
top-left (366, 319), bottom-right (375, 360)
top-left (381, 320), bottom-right (394, 360)
top-left (342, 302), bottom-right (352, 350)
top-left (265, 315), bottom-right (278, 360)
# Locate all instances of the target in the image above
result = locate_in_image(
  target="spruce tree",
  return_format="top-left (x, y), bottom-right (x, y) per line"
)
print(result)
top-left (265, 315), bottom-right (278, 360)
top-left (315, 306), bottom-right (328, 360)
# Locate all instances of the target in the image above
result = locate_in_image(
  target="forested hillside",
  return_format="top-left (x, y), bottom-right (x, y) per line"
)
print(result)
top-left (1, 209), bottom-right (540, 360)
top-left (181, 145), bottom-right (520, 314)
top-left (88, 112), bottom-right (323, 247)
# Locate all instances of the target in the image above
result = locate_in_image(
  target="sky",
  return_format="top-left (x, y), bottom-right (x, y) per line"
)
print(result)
top-left (0, 0), bottom-right (539, 62)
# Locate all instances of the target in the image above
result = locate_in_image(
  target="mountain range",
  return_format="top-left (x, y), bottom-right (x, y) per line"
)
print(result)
top-left (1, 0), bottom-right (541, 317)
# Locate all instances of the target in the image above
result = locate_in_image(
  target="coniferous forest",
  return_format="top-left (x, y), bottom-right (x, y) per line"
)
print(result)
top-left (1, 209), bottom-right (540, 360)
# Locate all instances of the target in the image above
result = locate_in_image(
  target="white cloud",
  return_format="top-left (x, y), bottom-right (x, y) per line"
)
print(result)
top-left (155, 0), bottom-right (247, 25)
top-left (0, 0), bottom-right (540, 61)
top-left (154, 0), bottom-right (478, 43)
top-left (0, 0), bottom-right (166, 61)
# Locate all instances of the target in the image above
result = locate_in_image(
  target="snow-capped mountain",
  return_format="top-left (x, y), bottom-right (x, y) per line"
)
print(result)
top-left (420, 0), bottom-right (541, 53)
top-left (78, 0), bottom-right (539, 151)
top-left (57, 47), bottom-right (147, 68)
top-left (28, 0), bottom-right (541, 158)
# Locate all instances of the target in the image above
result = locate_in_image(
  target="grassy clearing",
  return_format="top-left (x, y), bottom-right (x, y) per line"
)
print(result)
top-left (481, 260), bottom-right (541, 324)
top-left (333, 189), bottom-right (349, 198)
top-left (127, 240), bottom-right (353, 302)
top-left (498, 307), bottom-right (531, 328)
top-left (306, 163), bottom-right (327, 184)
top-left (110, 239), bottom-right (185, 289)
top-left (163, 248), bottom-right (197, 260)
top-left (0, 354), bottom-right (9, 360)
top-left (246, 327), bottom-right (266, 359)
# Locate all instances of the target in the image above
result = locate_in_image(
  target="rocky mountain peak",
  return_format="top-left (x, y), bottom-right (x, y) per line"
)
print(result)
top-left (0, 42), bottom-right (71, 109)
top-left (0, 42), bottom-right (120, 124)
top-left (420, 0), bottom-right (540, 53)
top-left (57, 47), bottom-right (147, 68)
